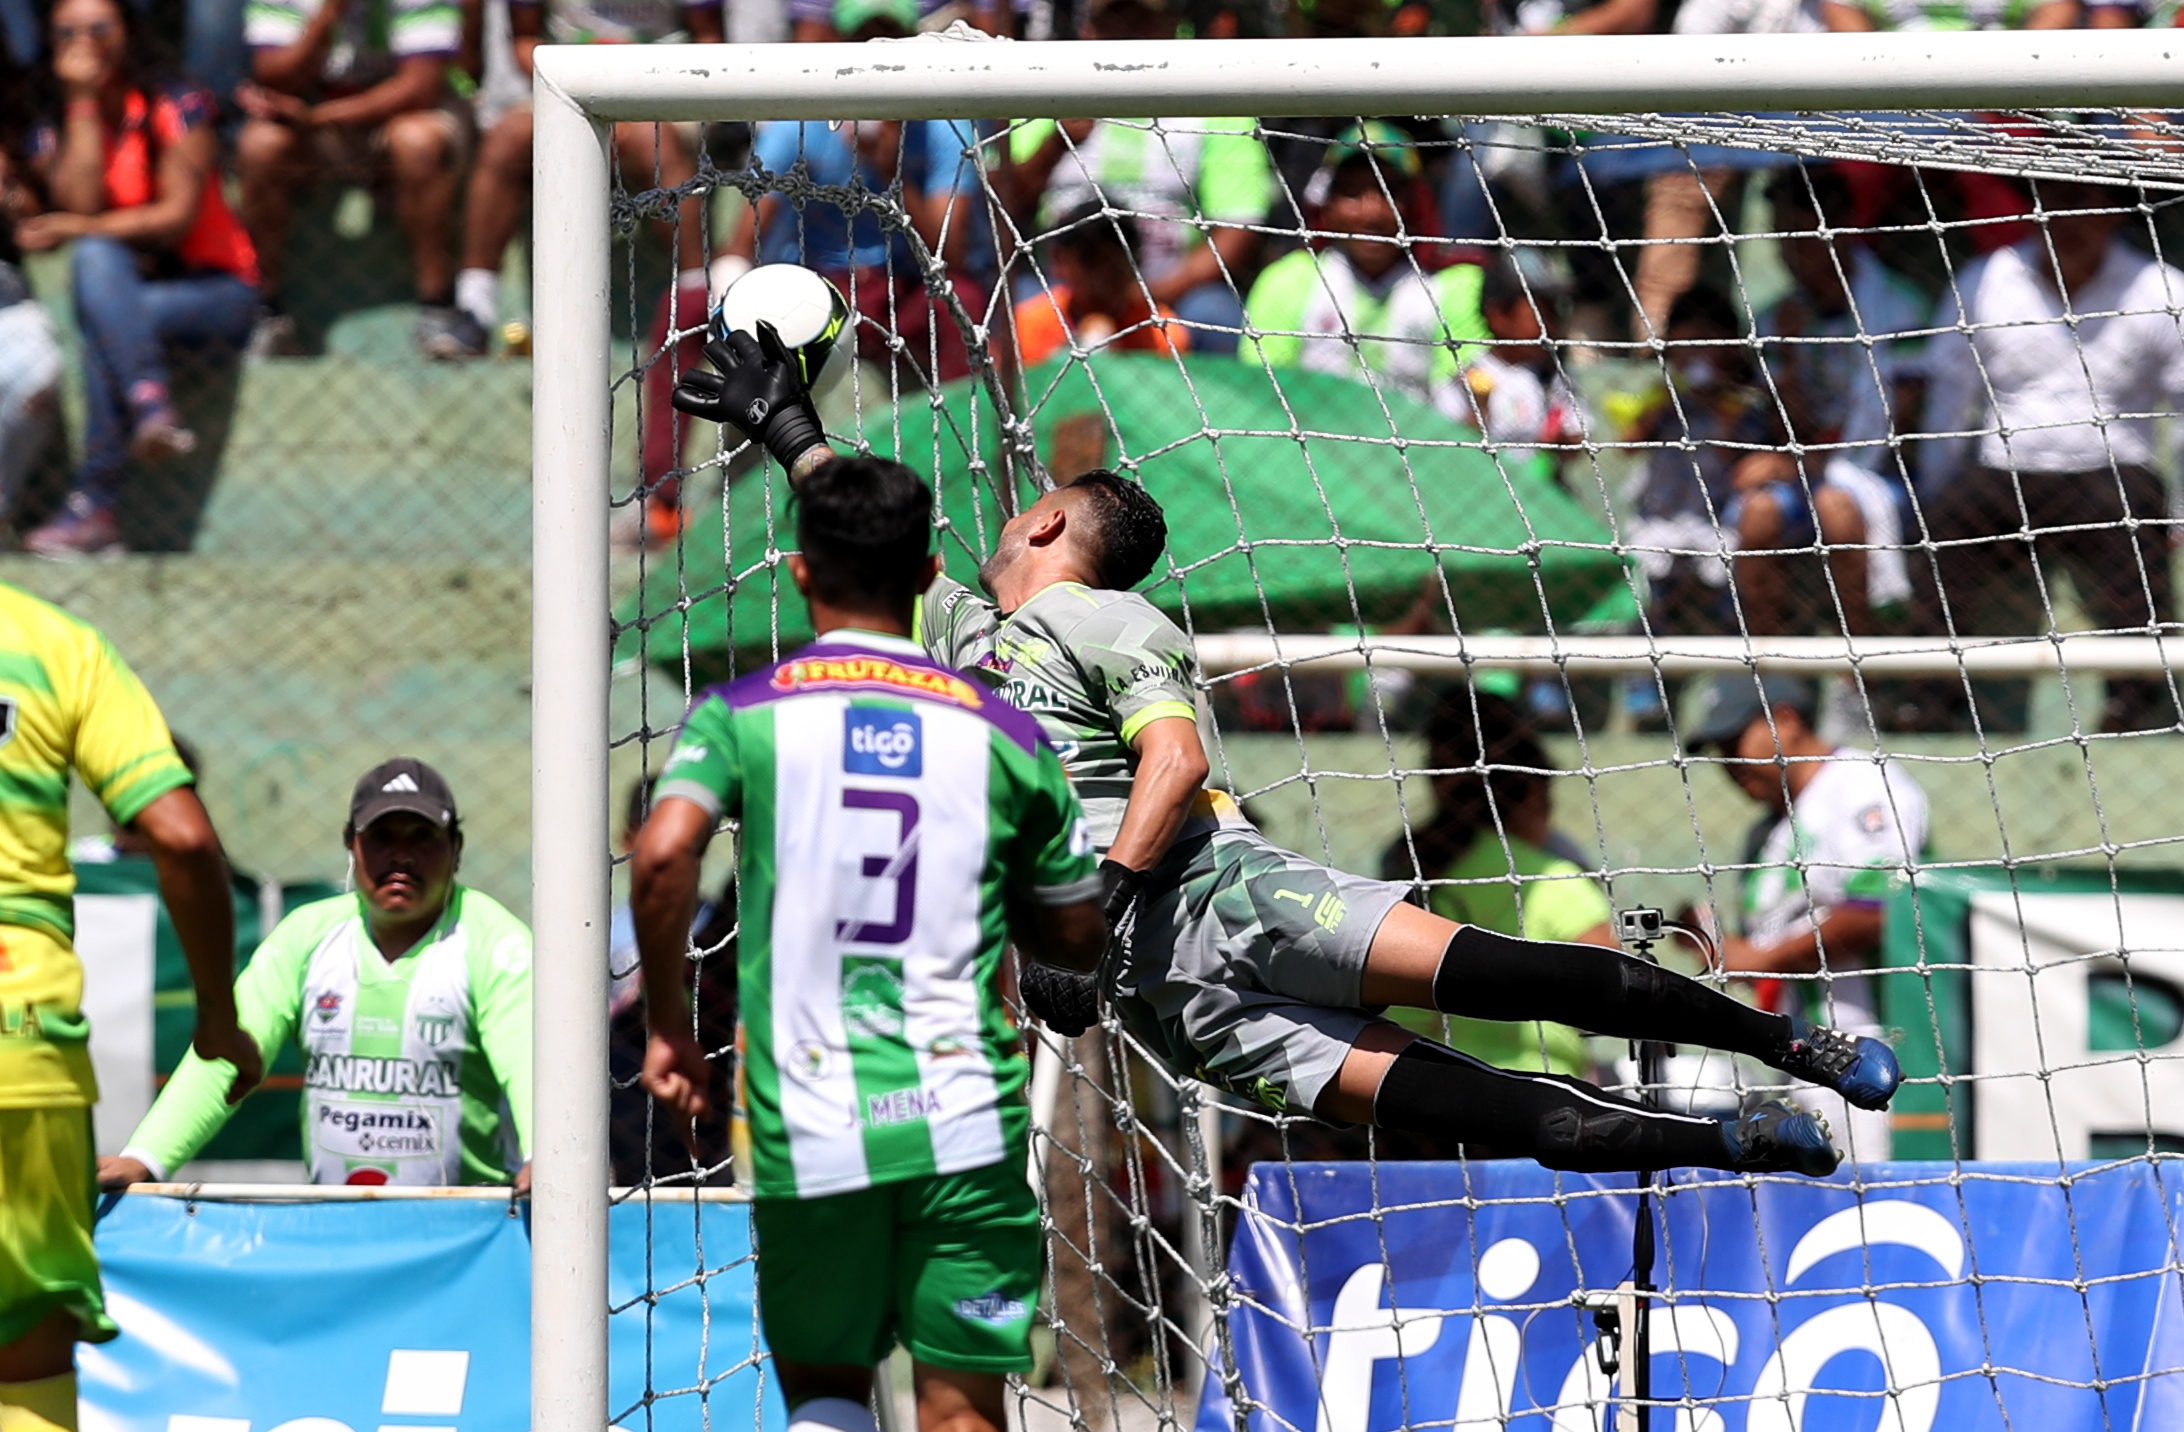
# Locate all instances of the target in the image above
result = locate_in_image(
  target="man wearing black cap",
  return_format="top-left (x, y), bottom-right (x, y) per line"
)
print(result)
top-left (99, 758), bottom-right (535, 1190)
top-left (1685, 675), bottom-right (1929, 1158)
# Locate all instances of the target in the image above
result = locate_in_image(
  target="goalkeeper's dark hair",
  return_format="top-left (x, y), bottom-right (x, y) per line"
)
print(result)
top-left (794, 456), bottom-right (934, 609)
top-left (1066, 469), bottom-right (1167, 590)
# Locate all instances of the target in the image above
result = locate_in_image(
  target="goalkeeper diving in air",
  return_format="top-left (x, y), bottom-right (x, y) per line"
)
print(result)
top-left (672, 315), bottom-right (1902, 1179)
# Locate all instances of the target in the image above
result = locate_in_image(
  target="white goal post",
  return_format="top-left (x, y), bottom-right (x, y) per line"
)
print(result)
top-left (530, 32), bottom-right (2183, 1432)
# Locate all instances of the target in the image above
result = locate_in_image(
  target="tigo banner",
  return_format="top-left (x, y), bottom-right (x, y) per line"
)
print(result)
top-left (1196, 1160), bottom-right (2184, 1432)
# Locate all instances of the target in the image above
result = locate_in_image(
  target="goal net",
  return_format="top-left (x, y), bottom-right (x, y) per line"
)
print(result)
top-left (535, 32), bottom-right (2184, 1432)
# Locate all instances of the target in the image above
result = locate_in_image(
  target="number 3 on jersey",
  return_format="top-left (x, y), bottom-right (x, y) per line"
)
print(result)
top-left (838, 789), bottom-right (918, 944)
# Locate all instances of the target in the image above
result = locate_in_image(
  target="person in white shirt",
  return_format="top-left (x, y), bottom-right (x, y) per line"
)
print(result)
top-left (1444, 254), bottom-right (1585, 480)
top-left (1241, 123), bottom-right (1487, 400)
top-left (1688, 674), bottom-right (1929, 1162)
top-left (1919, 178), bottom-right (2184, 732)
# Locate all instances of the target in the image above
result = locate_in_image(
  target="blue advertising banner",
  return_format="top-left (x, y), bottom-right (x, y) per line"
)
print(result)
top-left (1197, 1161), bottom-right (2184, 1432)
top-left (82, 1196), bottom-right (782, 1432)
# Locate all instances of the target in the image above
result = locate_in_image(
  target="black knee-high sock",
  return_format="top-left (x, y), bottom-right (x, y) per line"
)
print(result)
top-left (1433, 926), bottom-right (1793, 1061)
top-left (1373, 1042), bottom-right (1736, 1173)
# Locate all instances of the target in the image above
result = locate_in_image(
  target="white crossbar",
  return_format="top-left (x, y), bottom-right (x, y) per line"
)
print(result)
top-left (1192, 633), bottom-right (2184, 677)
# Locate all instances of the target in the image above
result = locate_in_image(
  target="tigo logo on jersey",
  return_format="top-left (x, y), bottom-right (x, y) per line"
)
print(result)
top-left (845, 707), bottom-right (922, 777)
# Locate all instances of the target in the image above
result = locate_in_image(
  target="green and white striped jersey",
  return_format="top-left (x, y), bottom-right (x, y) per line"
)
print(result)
top-left (123, 887), bottom-right (534, 1185)
top-left (658, 630), bottom-right (1099, 1200)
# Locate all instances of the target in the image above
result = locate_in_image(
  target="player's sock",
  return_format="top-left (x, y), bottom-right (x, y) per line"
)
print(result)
top-left (1434, 926), bottom-right (1792, 1060)
top-left (1371, 1041), bottom-right (1739, 1173)
top-left (787, 1395), bottom-right (879, 1432)
top-left (456, 268), bottom-right (501, 331)
top-left (0, 1373), bottom-right (79, 1432)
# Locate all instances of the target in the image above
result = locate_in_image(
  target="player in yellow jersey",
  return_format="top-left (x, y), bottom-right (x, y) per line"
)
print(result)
top-left (0, 583), bottom-right (260, 1432)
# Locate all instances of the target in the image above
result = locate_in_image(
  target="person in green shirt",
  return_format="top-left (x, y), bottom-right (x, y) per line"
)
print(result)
top-left (98, 758), bottom-right (533, 1191)
top-left (1386, 690), bottom-right (1610, 1084)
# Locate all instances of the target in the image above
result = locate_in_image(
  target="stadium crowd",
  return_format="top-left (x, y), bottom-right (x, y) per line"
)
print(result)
top-left (0, 0), bottom-right (2175, 720)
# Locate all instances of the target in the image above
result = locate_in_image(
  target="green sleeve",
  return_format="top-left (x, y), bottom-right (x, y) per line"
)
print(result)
top-left (655, 694), bottom-right (743, 821)
top-left (1429, 264), bottom-right (1493, 383)
top-left (1008, 743), bottom-right (1101, 904)
top-left (1196, 121), bottom-right (1272, 222)
top-left (466, 899), bottom-right (536, 1160)
top-left (1518, 861), bottom-right (1614, 945)
top-left (1009, 118), bottom-right (1057, 165)
top-left (1242, 250), bottom-right (1316, 371)
top-left (121, 903), bottom-right (327, 1178)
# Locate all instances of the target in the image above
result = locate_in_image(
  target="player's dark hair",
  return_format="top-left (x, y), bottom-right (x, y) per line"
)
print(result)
top-left (1385, 690), bottom-right (1552, 884)
top-left (1065, 469), bottom-right (1167, 590)
top-left (794, 455), bottom-right (933, 610)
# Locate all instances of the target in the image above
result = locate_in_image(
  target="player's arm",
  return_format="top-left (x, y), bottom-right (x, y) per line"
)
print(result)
top-left (73, 637), bottom-right (263, 1099)
top-left (632, 699), bottom-right (742, 1125)
top-left (1104, 717), bottom-right (1208, 875)
top-left (132, 789), bottom-right (260, 1099)
top-left (100, 907), bottom-right (311, 1186)
top-left (1721, 902), bottom-right (1884, 976)
top-left (631, 796), bottom-right (717, 1123)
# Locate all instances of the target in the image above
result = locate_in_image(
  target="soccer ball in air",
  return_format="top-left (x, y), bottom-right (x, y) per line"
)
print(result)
top-left (709, 264), bottom-right (852, 393)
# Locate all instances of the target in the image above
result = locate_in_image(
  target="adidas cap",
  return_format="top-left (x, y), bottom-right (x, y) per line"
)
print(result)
top-left (348, 757), bottom-right (459, 834)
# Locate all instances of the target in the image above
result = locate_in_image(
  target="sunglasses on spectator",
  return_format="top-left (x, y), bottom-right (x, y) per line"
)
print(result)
top-left (53, 21), bottom-right (117, 40)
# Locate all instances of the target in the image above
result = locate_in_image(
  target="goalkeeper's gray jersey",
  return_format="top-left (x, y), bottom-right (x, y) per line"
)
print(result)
top-left (918, 576), bottom-right (1226, 851)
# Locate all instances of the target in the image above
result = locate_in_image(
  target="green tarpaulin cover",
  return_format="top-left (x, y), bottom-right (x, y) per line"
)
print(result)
top-left (621, 353), bottom-right (1636, 682)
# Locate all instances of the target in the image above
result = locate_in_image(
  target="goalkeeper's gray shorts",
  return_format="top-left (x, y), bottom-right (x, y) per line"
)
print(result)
top-left (1110, 825), bottom-right (1410, 1116)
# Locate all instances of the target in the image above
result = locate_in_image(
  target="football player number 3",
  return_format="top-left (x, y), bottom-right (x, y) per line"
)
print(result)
top-left (838, 789), bottom-right (918, 945)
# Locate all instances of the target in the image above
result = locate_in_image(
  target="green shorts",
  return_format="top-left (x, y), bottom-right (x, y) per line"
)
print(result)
top-left (752, 1157), bottom-right (1039, 1373)
top-left (0, 1105), bottom-right (118, 1345)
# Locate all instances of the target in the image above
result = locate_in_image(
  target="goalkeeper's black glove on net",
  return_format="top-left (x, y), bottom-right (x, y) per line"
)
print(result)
top-left (1020, 959), bottom-right (1102, 1039)
top-left (669, 321), bottom-right (826, 471)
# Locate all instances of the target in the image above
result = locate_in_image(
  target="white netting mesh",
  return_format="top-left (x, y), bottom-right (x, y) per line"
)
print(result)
top-left (603, 97), bottom-right (2184, 1432)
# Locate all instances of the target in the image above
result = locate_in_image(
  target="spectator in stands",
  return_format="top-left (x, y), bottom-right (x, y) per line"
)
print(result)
top-left (1628, 0), bottom-right (1844, 337)
top-left (0, 132), bottom-right (64, 537)
top-left (1011, 202), bottom-right (1189, 366)
top-left (1918, 179), bottom-right (2184, 733)
top-left (99, 758), bottom-right (535, 1190)
top-left (234, 0), bottom-right (471, 358)
top-left (1242, 123), bottom-right (1487, 400)
top-left (12, 0), bottom-right (259, 557)
top-left (1001, 0), bottom-right (1270, 356)
top-left (1821, 0), bottom-right (2077, 26)
top-left (1687, 673), bottom-right (1927, 1161)
top-left (1759, 166), bottom-right (1928, 624)
top-left (451, 0), bottom-right (720, 360)
top-left (1629, 285), bottom-right (1867, 641)
top-left (1380, 690), bottom-right (1605, 1089)
top-left (722, 4), bottom-right (992, 383)
top-left (1442, 253), bottom-right (1585, 483)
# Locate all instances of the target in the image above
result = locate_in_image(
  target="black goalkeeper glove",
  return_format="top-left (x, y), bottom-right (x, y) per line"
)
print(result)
top-left (1019, 958), bottom-right (1103, 1039)
top-left (1101, 859), bottom-right (1147, 934)
top-left (670, 321), bottom-right (827, 472)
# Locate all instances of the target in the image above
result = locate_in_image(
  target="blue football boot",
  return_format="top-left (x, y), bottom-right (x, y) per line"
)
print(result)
top-left (1778, 1017), bottom-right (1902, 1111)
top-left (1722, 1099), bottom-right (1841, 1177)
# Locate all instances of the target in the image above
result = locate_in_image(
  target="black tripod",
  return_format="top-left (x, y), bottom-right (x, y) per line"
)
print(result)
top-left (1609, 906), bottom-right (1709, 1432)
